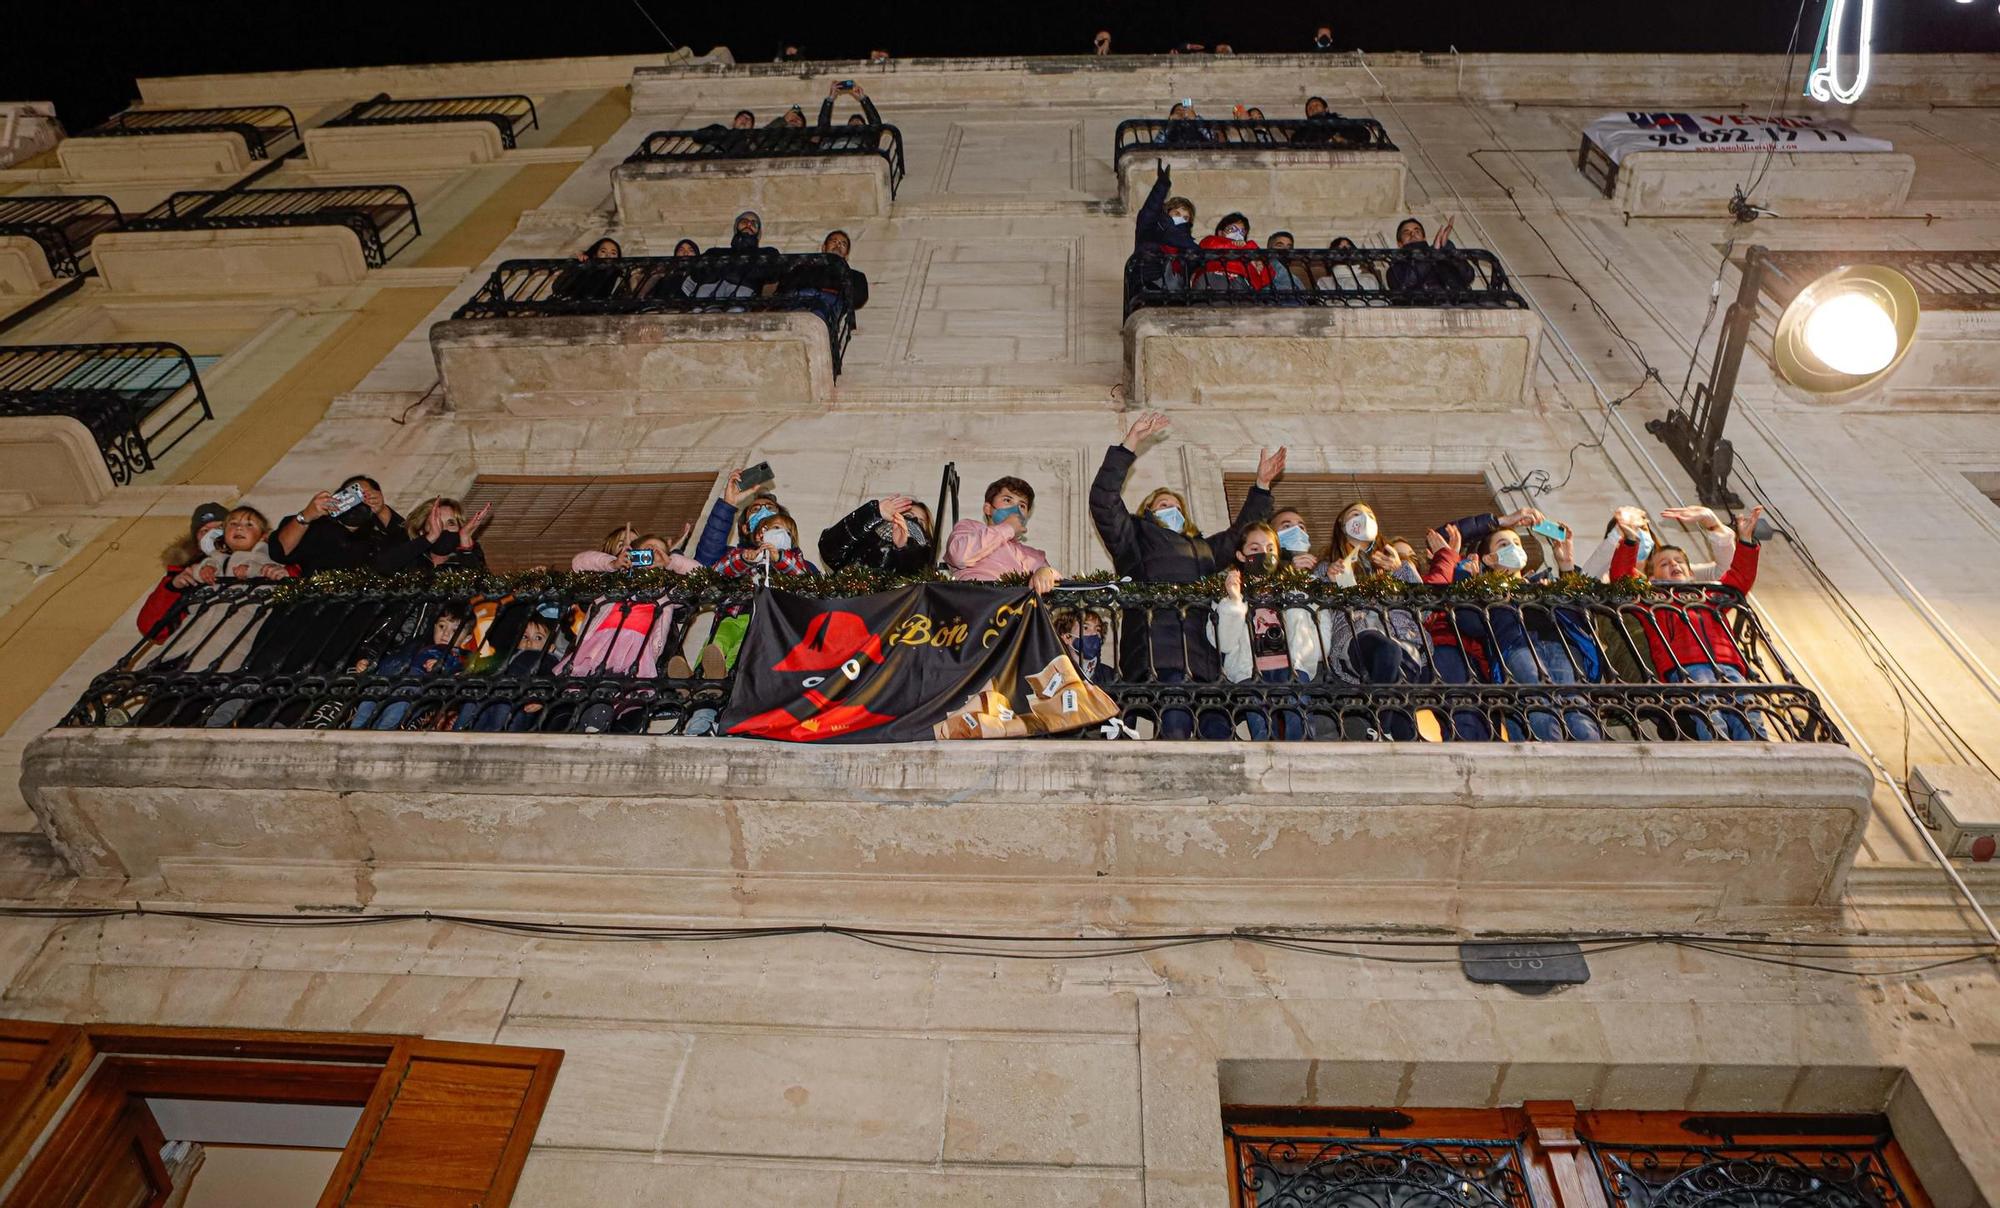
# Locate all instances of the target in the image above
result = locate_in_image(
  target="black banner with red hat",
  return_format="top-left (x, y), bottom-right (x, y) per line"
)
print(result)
top-left (719, 583), bottom-right (1120, 743)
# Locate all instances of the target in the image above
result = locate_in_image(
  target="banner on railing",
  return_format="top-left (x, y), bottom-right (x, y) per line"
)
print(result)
top-left (1583, 112), bottom-right (1892, 164)
top-left (720, 584), bottom-right (1118, 743)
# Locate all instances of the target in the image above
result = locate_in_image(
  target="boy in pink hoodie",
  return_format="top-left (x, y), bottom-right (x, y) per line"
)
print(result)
top-left (945, 476), bottom-right (1061, 593)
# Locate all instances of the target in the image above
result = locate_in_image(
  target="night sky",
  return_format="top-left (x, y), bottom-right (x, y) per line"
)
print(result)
top-left (13, 0), bottom-right (2000, 129)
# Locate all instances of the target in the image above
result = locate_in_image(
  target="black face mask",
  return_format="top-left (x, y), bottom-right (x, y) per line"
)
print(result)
top-left (428, 531), bottom-right (460, 556)
top-left (334, 506), bottom-right (378, 533)
top-left (1240, 548), bottom-right (1278, 575)
top-left (731, 228), bottom-right (760, 250)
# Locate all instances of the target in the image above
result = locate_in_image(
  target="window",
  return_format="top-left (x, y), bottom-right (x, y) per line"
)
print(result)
top-left (1223, 471), bottom-right (1539, 569)
top-left (0, 1021), bottom-right (560, 1207)
top-left (461, 472), bottom-right (719, 571)
top-left (1223, 1105), bottom-right (1935, 1208)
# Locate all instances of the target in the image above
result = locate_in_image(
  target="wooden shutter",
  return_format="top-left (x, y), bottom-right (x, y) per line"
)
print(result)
top-left (461, 473), bottom-right (719, 571)
top-left (0, 1021), bottom-right (89, 1181)
top-left (1224, 471), bottom-right (1540, 569)
top-left (319, 1039), bottom-right (561, 1208)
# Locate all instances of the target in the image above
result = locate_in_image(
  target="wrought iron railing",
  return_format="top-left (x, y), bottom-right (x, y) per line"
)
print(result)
top-left (324, 93), bottom-right (539, 149)
top-left (1755, 249), bottom-right (2000, 311)
top-left (63, 576), bottom-right (1840, 744)
top-left (1115, 116), bottom-right (1396, 166)
top-left (0, 195), bottom-right (124, 276)
top-left (1124, 247), bottom-right (1527, 317)
top-left (125, 186), bottom-right (421, 267)
top-left (75, 106), bottom-right (302, 159)
top-left (450, 252), bottom-right (858, 373)
top-left (625, 124), bottom-right (908, 198)
top-left (0, 343), bottom-right (213, 484)
top-left (1225, 1130), bottom-right (1535, 1208)
top-left (1587, 1136), bottom-right (1920, 1208)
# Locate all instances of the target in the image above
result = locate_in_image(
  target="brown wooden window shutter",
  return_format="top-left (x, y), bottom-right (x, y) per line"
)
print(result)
top-left (321, 1038), bottom-right (561, 1207)
top-left (1223, 471), bottom-right (1538, 569)
top-left (462, 473), bottom-right (720, 571)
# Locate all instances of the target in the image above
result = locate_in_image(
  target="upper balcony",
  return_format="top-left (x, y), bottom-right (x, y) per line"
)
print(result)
top-left (613, 124), bottom-right (907, 226)
top-left (432, 251), bottom-right (858, 415)
top-left (24, 573), bottom-right (1872, 932)
top-left (0, 342), bottom-right (213, 498)
top-left (0, 196), bottom-right (124, 295)
top-left (305, 92), bottom-right (540, 170)
top-left (1115, 117), bottom-right (1407, 218)
top-left (93, 185), bottom-right (420, 293)
top-left (1122, 245), bottom-right (1542, 410)
top-left (57, 105), bottom-right (301, 180)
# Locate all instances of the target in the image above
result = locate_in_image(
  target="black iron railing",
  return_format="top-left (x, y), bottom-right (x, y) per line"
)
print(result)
top-left (625, 124), bottom-right (908, 199)
top-left (0, 343), bottom-right (213, 484)
top-left (1226, 1131), bottom-right (1535, 1208)
top-left (65, 576), bottom-right (1839, 745)
top-left (1756, 249), bottom-right (2000, 312)
top-left (1587, 1138), bottom-right (1919, 1208)
top-left (451, 252), bottom-right (858, 373)
top-left (1124, 247), bottom-right (1526, 317)
top-left (0, 196), bottom-right (124, 276)
top-left (76, 106), bottom-right (302, 159)
top-left (125, 186), bottom-right (421, 267)
top-left (1115, 117), bottom-right (1395, 166)
top-left (324, 93), bottom-right (539, 149)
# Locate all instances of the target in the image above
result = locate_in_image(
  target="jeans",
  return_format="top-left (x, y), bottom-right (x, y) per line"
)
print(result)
top-left (347, 698), bottom-right (414, 731)
top-left (1428, 645), bottom-right (1493, 741)
top-left (1668, 662), bottom-right (1763, 740)
top-left (1155, 669), bottom-right (1232, 740)
top-left (1243, 667), bottom-right (1309, 741)
top-left (1350, 630), bottom-right (1421, 741)
top-left (1494, 636), bottom-right (1602, 742)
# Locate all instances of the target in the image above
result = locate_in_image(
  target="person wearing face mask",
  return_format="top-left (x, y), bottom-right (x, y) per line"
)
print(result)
top-left (1134, 161), bottom-right (1201, 292)
top-left (1214, 522), bottom-right (1323, 740)
top-left (268, 474), bottom-right (402, 577)
top-left (374, 497), bottom-right (490, 575)
top-left (138, 501), bottom-right (231, 642)
top-left (1197, 213), bottom-right (1273, 293)
top-left (1271, 509), bottom-right (1317, 573)
top-left (1311, 26), bottom-right (1335, 50)
top-left (1308, 503), bottom-right (1433, 739)
top-left (695, 466), bottom-right (789, 567)
top-left (1091, 412), bottom-right (1285, 738)
top-left (714, 513), bottom-right (818, 576)
top-left (1421, 519), bottom-right (1603, 742)
top-left (945, 477), bottom-right (1060, 593)
top-left (1610, 506), bottom-right (1766, 740)
top-left (1054, 609), bottom-right (1117, 685)
top-left (819, 494), bottom-right (934, 575)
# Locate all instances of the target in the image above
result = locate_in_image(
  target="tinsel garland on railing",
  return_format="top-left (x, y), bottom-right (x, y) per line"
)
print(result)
top-left (257, 565), bottom-right (1683, 608)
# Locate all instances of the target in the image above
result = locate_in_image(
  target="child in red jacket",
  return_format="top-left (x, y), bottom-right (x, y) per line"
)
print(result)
top-left (1609, 505), bottom-right (1766, 739)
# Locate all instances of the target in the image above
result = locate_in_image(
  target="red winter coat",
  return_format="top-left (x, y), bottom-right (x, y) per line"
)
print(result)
top-left (1610, 538), bottom-right (1760, 675)
top-left (1197, 235), bottom-right (1273, 289)
top-left (137, 570), bottom-right (188, 643)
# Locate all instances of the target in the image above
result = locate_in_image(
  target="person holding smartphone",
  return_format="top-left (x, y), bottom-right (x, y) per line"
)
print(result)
top-left (816, 79), bottom-right (882, 131)
top-left (818, 494), bottom-right (934, 574)
top-left (694, 464), bottom-right (789, 567)
top-left (268, 474), bottom-right (402, 577)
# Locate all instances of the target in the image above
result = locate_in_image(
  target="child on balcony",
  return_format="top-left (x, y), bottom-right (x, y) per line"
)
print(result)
top-left (1609, 506), bottom-right (1766, 740)
top-left (346, 603), bottom-right (471, 730)
top-left (563, 527), bottom-right (700, 679)
top-left (454, 613), bottom-right (560, 733)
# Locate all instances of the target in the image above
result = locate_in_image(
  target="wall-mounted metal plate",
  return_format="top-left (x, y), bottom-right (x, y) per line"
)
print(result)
top-left (1459, 941), bottom-right (1590, 993)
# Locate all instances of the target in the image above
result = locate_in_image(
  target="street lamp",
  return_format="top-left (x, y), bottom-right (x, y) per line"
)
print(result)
top-left (1649, 245), bottom-right (1920, 507)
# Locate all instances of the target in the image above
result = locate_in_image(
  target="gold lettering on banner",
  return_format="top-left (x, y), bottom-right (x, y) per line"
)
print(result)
top-left (980, 598), bottom-right (1034, 649)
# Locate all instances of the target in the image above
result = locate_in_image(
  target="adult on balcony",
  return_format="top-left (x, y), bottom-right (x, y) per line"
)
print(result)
top-left (551, 238), bottom-right (626, 302)
top-left (1292, 96), bottom-right (1369, 148)
top-left (815, 80), bottom-right (881, 131)
top-left (1133, 162), bottom-right (1200, 291)
top-left (1154, 102), bottom-right (1215, 148)
top-left (1090, 412), bottom-right (1284, 739)
top-left (819, 494), bottom-right (933, 575)
top-left (691, 212), bottom-right (781, 301)
top-left (778, 229), bottom-right (867, 333)
top-left (1386, 217), bottom-right (1475, 295)
top-left (269, 475), bottom-right (404, 577)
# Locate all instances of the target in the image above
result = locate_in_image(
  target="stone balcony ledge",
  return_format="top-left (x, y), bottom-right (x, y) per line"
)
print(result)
top-left (24, 729), bottom-right (1872, 932)
top-left (1604, 150), bottom-right (1915, 219)
top-left (55, 132), bottom-right (253, 181)
top-left (303, 122), bottom-right (505, 172)
top-left (431, 311), bottom-right (835, 415)
top-left (614, 156), bottom-right (893, 227)
top-left (92, 226), bottom-right (370, 294)
top-left (1126, 305), bottom-right (1543, 410)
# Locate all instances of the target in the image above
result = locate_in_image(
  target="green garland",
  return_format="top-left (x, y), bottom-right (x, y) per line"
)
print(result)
top-left (263, 564), bottom-right (1655, 606)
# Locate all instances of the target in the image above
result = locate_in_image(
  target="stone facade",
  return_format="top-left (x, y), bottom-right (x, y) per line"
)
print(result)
top-left (0, 48), bottom-right (1997, 1206)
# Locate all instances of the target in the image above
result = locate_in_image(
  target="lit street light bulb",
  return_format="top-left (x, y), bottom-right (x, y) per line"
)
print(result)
top-left (1802, 291), bottom-right (1899, 376)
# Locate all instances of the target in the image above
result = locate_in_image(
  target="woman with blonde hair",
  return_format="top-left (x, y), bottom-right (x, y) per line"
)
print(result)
top-left (374, 495), bottom-right (489, 574)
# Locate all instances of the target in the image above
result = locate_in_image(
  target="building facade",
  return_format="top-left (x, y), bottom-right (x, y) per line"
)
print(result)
top-left (0, 44), bottom-right (1995, 1205)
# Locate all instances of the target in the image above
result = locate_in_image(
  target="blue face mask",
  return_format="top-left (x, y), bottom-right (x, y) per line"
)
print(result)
top-left (1075, 634), bottom-right (1103, 661)
top-left (1277, 524), bottom-right (1310, 552)
top-left (1152, 505), bottom-right (1186, 532)
top-left (990, 505), bottom-right (1024, 530)
top-left (1634, 529), bottom-right (1655, 563)
top-left (743, 504), bottom-right (777, 535)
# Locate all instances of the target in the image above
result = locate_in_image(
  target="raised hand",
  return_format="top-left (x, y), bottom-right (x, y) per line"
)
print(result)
top-left (422, 503), bottom-right (447, 544)
top-left (301, 490), bottom-right (336, 522)
top-left (1425, 524), bottom-right (1462, 557)
top-left (1660, 504), bottom-right (1724, 531)
top-left (1497, 505), bottom-right (1544, 530)
top-left (1552, 530), bottom-right (1576, 571)
top-left (1224, 566), bottom-right (1244, 602)
top-left (1254, 445), bottom-right (1288, 489)
top-left (1122, 411), bottom-right (1171, 453)
top-left (1291, 552), bottom-right (1318, 573)
top-left (1369, 545), bottom-right (1402, 575)
top-left (1734, 505), bottom-right (1766, 544)
top-left (878, 494), bottom-right (917, 522)
top-left (460, 503), bottom-right (493, 544)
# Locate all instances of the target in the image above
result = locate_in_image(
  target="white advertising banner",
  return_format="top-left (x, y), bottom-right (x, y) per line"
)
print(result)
top-left (1584, 112), bottom-right (1894, 164)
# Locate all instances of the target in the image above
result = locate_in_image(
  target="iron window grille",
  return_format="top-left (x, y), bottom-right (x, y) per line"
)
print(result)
top-left (625, 124), bottom-right (908, 199)
top-left (324, 93), bottom-right (540, 149)
top-left (1124, 247), bottom-right (1527, 318)
top-left (1116, 117), bottom-right (1396, 167)
top-left (0, 195), bottom-right (124, 276)
top-left (124, 186), bottom-right (421, 267)
top-left (1587, 1135), bottom-right (1921, 1208)
top-left (1227, 1130), bottom-right (1536, 1208)
top-left (0, 343), bottom-right (213, 485)
top-left (75, 106), bottom-right (302, 159)
top-left (66, 577), bottom-right (1838, 744)
top-left (451, 252), bottom-right (859, 374)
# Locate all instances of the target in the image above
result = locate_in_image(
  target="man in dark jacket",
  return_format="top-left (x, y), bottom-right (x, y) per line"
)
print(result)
top-left (693, 211), bottom-right (781, 300)
top-left (1133, 162), bottom-right (1199, 293)
top-left (1386, 216), bottom-right (1476, 295)
top-left (819, 495), bottom-right (933, 574)
top-left (780, 230), bottom-right (867, 336)
top-left (1090, 412), bottom-right (1287, 737)
top-left (816, 81), bottom-right (882, 130)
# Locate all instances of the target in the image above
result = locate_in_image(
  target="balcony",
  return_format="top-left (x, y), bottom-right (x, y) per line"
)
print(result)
top-left (57, 105), bottom-right (301, 180)
top-left (1577, 130), bottom-right (1914, 219)
top-left (0, 196), bottom-right (123, 292)
top-left (613, 125), bottom-right (907, 225)
top-left (1116, 117), bottom-right (1407, 218)
top-left (306, 92), bottom-right (539, 170)
top-left (24, 575), bottom-right (1872, 931)
top-left (433, 252), bottom-right (857, 416)
top-left (1122, 246), bottom-right (1542, 409)
top-left (1750, 249), bottom-right (2000, 407)
top-left (92, 186), bottom-right (420, 293)
top-left (0, 343), bottom-right (213, 489)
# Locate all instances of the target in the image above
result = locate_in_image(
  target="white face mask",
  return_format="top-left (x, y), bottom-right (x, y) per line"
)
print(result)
top-left (763, 529), bottom-right (794, 552)
top-left (198, 527), bottom-right (226, 557)
top-left (1223, 227), bottom-right (1247, 241)
top-left (1493, 543), bottom-right (1528, 571)
top-left (1277, 524), bottom-right (1310, 552)
top-left (1152, 505), bottom-right (1186, 532)
top-left (1343, 512), bottom-right (1378, 544)
top-left (1170, 215), bottom-right (1189, 226)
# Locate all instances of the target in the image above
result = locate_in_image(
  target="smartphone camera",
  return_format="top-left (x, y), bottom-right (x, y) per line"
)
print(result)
top-left (627, 548), bottom-right (657, 569)
top-left (327, 483), bottom-right (367, 517)
top-left (837, 79), bottom-right (856, 91)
